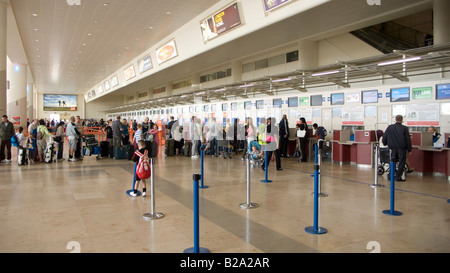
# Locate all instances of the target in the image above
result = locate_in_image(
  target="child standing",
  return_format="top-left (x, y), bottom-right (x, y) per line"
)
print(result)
top-left (130, 140), bottom-right (147, 197)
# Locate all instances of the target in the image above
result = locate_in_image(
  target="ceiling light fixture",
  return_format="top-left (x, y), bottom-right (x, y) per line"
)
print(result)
top-left (312, 70), bottom-right (340, 77)
top-left (239, 83), bottom-right (254, 88)
top-left (271, 77), bottom-right (291, 83)
top-left (377, 56), bottom-right (421, 66)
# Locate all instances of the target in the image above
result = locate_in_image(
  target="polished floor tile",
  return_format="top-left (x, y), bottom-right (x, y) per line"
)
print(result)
top-left (0, 147), bottom-right (449, 253)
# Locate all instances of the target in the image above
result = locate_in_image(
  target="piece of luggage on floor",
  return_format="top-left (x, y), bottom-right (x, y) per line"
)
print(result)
top-left (93, 146), bottom-right (101, 155)
top-left (184, 141), bottom-right (192, 157)
top-left (150, 142), bottom-right (157, 157)
top-left (127, 144), bottom-right (135, 160)
top-left (165, 139), bottom-right (174, 156)
top-left (114, 146), bottom-right (127, 159)
top-left (100, 141), bottom-right (109, 157)
top-left (83, 146), bottom-right (93, 156)
top-left (18, 147), bottom-right (28, 166)
top-left (44, 142), bottom-right (56, 163)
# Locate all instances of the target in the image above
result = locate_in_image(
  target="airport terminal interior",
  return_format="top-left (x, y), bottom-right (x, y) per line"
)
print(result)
top-left (1, 0), bottom-right (449, 254)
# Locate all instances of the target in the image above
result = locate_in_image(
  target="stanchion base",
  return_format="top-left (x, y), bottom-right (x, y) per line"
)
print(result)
top-left (382, 210), bottom-right (403, 216)
top-left (305, 226), bottom-right (327, 234)
top-left (239, 202), bottom-right (259, 209)
top-left (126, 190), bottom-right (141, 197)
top-left (183, 247), bottom-right (210, 253)
top-left (199, 185), bottom-right (209, 189)
top-left (369, 184), bottom-right (386, 188)
top-left (260, 179), bottom-right (272, 183)
top-left (143, 212), bottom-right (165, 220)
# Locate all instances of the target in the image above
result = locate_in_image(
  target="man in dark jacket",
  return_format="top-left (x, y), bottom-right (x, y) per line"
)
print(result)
top-left (0, 115), bottom-right (15, 163)
top-left (279, 114), bottom-right (289, 157)
top-left (382, 115), bottom-right (412, 182)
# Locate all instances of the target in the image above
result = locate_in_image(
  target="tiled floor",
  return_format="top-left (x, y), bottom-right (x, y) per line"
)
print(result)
top-left (0, 146), bottom-right (449, 253)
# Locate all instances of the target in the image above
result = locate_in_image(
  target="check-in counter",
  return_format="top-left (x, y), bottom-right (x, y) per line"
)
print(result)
top-left (332, 130), bottom-right (376, 168)
top-left (408, 131), bottom-right (450, 179)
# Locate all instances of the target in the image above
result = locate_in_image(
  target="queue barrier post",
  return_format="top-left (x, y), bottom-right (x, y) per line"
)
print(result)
top-left (183, 174), bottom-right (210, 253)
top-left (260, 150), bottom-right (272, 183)
top-left (143, 158), bottom-right (164, 220)
top-left (382, 160), bottom-right (403, 216)
top-left (240, 153), bottom-right (259, 209)
top-left (126, 162), bottom-right (141, 196)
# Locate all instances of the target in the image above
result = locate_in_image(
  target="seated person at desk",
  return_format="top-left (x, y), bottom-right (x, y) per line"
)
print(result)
top-left (428, 126), bottom-right (441, 143)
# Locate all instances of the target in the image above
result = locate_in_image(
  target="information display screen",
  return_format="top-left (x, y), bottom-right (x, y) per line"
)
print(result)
top-left (436, 83), bottom-right (450, 100)
top-left (44, 95), bottom-right (77, 111)
top-left (200, 2), bottom-right (241, 42)
top-left (390, 87), bottom-right (410, 102)
top-left (331, 93), bottom-right (344, 105)
top-left (361, 90), bottom-right (378, 104)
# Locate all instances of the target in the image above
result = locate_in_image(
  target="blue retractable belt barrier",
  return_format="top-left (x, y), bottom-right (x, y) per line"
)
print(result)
top-left (260, 150), bottom-right (272, 183)
top-left (383, 161), bottom-right (403, 216)
top-left (127, 162), bottom-right (141, 196)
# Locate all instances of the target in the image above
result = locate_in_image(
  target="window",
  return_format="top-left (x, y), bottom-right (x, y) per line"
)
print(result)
top-left (286, 50), bottom-right (299, 63)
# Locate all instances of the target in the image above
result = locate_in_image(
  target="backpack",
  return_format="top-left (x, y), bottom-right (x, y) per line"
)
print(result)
top-left (11, 134), bottom-right (19, 147)
top-left (135, 150), bottom-right (151, 180)
top-left (36, 127), bottom-right (44, 140)
top-left (317, 126), bottom-right (327, 139)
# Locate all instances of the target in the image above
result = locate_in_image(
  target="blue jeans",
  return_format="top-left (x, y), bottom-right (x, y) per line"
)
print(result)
top-left (209, 138), bottom-right (218, 156)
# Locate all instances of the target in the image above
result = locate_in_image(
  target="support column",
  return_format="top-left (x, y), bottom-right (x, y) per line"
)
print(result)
top-left (298, 40), bottom-right (318, 70)
top-left (7, 62), bottom-right (28, 133)
top-left (433, 0), bottom-right (450, 45)
top-left (0, 2), bottom-right (6, 116)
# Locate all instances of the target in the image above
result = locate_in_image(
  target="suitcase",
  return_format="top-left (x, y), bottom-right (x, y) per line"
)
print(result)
top-left (150, 142), bottom-right (157, 157)
top-left (184, 141), bottom-right (192, 157)
top-left (93, 146), bottom-right (100, 155)
top-left (114, 146), bottom-right (126, 159)
top-left (18, 147), bottom-right (28, 166)
top-left (100, 141), bottom-right (109, 157)
top-left (165, 139), bottom-right (174, 156)
top-left (83, 146), bottom-right (93, 156)
top-left (127, 144), bottom-right (135, 160)
top-left (44, 142), bottom-right (56, 163)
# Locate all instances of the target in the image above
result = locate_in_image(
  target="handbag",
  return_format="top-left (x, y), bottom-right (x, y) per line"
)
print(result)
top-left (297, 129), bottom-right (306, 138)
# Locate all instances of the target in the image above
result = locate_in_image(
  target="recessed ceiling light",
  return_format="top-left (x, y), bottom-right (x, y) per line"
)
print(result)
top-left (166, 11), bottom-right (171, 15)
top-left (88, 33), bottom-right (92, 36)
top-left (32, 13), bottom-right (38, 17)
top-left (103, 3), bottom-right (110, 6)
top-left (82, 43), bottom-right (86, 46)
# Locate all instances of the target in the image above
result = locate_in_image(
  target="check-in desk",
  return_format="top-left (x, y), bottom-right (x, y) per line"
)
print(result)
top-left (408, 131), bottom-right (450, 179)
top-left (332, 130), bottom-right (376, 168)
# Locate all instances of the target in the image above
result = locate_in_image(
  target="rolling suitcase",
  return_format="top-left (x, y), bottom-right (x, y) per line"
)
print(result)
top-left (150, 142), bottom-right (157, 157)
top-left (100, 141), bottom-right (109, 157)
top-left (165, 139), bottom-right (174, 156)
top-left (44, 142), bottom-right (56, 163)
top-left (114, 146), bottom-right (127, 159)
top-left (184, 141), bottom-right (192, 157)
top-left (18, 147), bottom-right (28, 166)
top-left (127, 144), bottom-right (135, 160)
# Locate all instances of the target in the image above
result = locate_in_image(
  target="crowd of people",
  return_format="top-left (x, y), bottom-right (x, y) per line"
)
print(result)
top-left (0, 113), bottom-right (331, 171)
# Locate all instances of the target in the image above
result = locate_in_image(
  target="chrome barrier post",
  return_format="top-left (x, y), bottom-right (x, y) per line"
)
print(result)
top-left (240, 153), bottom-right (259, 209)
top-left (184, 174), bottom-right (210, 253)
top-left (370, 142), bottom-right (385, 188)
top-left (143, 158), bottom-right (164, 220)
top-left (305, 144), bottom-right (327, 235)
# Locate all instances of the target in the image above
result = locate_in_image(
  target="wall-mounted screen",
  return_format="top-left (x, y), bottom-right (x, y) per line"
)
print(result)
top-left (273, 98), bottom-right (282, 108)
top-left (244, 101), bottom-right (252, 110)
top-left (390, 87), bottom-right (410, 102)
top-left (222, 103), bottom-right (227, 111)
top-left (331, 93), bottom-right (344, 105)
top-left (200, 2), bottom-right (241, 42)
top-left (124, 65), bottom-right (136, 80)
top-left (361, 90), bottom-right (378, 104)
top-left (288, 97), bottom-right (298, 107)
top-left (256, 100), bottom-right (264, 109)
top-left (156, 40), bottom-right (178, 65)
top-left (436, 83), bottom-right (450, 100)
top-left (43, 95), bottom-right (77, 111)
top-left (310, 95), bottom-right (322, 106)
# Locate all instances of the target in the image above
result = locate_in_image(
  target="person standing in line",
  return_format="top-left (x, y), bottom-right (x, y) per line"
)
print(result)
top-left (75, 116), bottom-right (84, 161)
top-left (55, 121), bottom-right (66, 161)
top-left (36, 119), bottom-right (51, 162)
top-left (297, 117), bottom-right (308, 162)
top-left (262, 117), bottom-right (282, 171)
top-left (0, 115), bottom-right (15, 164)
top-left (112, 115), bottom-right (123, 156)
top-left (66, 116), bottom-right (80, 162)
top-left (382, 115), bottom-right (412, 182)
top-left (209, 117), bottom-right (219, 157)
top-left (279, 114), bottom-right (289, 158)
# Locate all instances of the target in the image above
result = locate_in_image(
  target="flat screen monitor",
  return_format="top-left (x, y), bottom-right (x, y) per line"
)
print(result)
top-left (273, 98), bottom-right (282, 108)
top-left (256, 100), bottom-right (264, 109)
top-left (331, 93), bottom-right (344, 105)
top-left (244, 101), bottom-right (252, 110)
top-left (222, 103), bottom-right (227, 111)
top-left (288, 97), bottom-right (298, 107)
top-left (390, 87), bottom-right (410, 102)
top-left (310, 95), bottom-right (322, 106)
top-left (361, 90), bottom-right (378, 104)
top-left (436, 83), bottom-right (450, 100)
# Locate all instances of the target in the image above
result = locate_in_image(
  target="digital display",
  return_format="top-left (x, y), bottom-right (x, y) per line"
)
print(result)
top-left (124, 65), bottom-right (136, 80)
top-left (288, 97), bottom-right (298, 107)
top-left (244, 101), bottom-right (252, 110)
top-left (137, 55), bottom-right (153, 74)
top-left (361, 90), bottom-right (378, 104)
top-left (256, 100), bottom-right (264, 109)
top-left (331, 93), bottom-right (344, 105)
top-left (436, 83), bottom-right (450, 100)
top-left (263, 0), bottom-right (293, 12)
top-left (310, 95), bottom-right (322, 106)
top-left (43, 95), bottom-right (77, 111)
top-left (273, 98), bottom-right (282, 108)
top-left (200, 2), bottom-right (241, 42)
top-left (156, 40), bottom-right (178, 65)
top-left (390, 87), bottom-right (410, 102)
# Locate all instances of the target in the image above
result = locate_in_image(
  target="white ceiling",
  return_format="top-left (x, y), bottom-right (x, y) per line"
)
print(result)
top-left (9, 0), bottom-right (221, 94)
top-left (7, 0), bottom-right (433, 99)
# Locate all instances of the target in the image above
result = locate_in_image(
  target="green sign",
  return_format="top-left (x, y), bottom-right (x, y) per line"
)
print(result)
top-left (412, 87), bottom-right (432, 99)
top-left (299, 97), bottom-right (309, 106)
